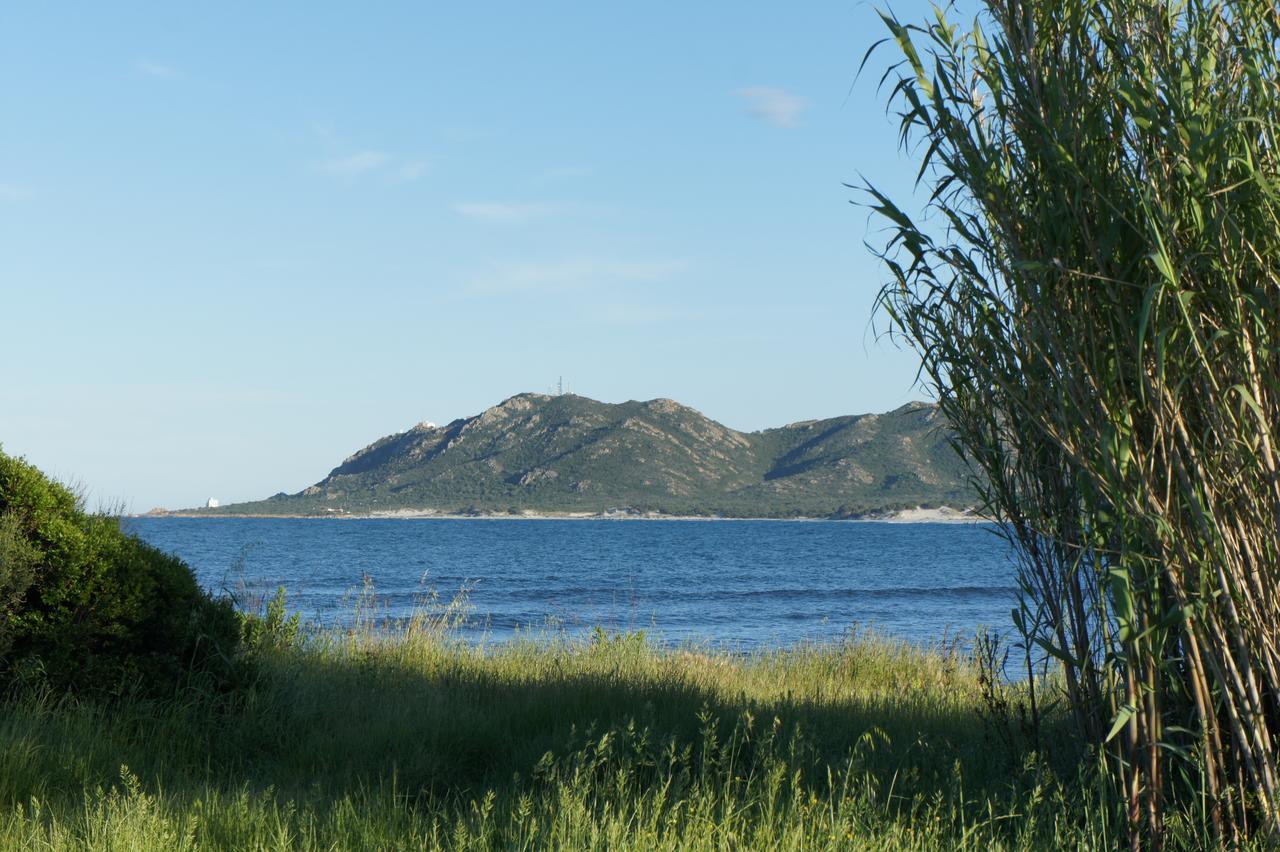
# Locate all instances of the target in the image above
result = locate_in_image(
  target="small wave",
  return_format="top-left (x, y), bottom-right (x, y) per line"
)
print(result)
top-left (695, 585), bottom-right (1015, 602)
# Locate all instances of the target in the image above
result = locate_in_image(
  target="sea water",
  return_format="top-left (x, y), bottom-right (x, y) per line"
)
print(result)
top-left (127, 517), bottom-right (1015, 649)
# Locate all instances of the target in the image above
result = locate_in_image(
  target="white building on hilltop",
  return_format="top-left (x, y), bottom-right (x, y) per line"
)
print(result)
top-left (205, 498), bottom-right (220, 508)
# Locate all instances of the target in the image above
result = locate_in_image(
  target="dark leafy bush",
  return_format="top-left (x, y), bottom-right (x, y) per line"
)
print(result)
top-left (0, 450), bottom-right (241, 693)
top-left (0, 511), bottom-right (39, 660)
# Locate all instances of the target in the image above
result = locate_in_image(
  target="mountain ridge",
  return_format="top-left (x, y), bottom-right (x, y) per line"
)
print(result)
top-left (191, 393), bottom-right (975, 519)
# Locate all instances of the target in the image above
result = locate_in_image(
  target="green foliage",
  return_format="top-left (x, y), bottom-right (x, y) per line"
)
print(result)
top-left (869, 0), bottom-right (1280, 840)
top-left (0, 613), bottom-right (1196, 850)
top-left (0, 450), bottom-right (241, 693)
top-left (240, 587), bottom-right (302, 653)
top-left (0, 511), bottom-right (38, 660)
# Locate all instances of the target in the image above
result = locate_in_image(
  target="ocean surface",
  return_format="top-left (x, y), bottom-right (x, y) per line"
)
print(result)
top-left (126, 518), bottom-right (1016, 649)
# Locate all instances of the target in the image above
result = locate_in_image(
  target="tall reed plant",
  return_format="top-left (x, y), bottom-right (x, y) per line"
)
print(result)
top-left (867, 0), bottom-right (1280, 844)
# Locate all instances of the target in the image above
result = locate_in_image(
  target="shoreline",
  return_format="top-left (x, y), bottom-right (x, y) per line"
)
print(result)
top-left (133, 506), bottom-right (987, 524)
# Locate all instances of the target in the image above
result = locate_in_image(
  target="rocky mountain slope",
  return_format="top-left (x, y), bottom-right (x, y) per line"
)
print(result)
top-left (206, 393), bottom-right (974, 518)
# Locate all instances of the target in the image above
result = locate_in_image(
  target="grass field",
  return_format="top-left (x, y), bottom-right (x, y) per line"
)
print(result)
top-left (0, 597), bottom-right (1213, 850)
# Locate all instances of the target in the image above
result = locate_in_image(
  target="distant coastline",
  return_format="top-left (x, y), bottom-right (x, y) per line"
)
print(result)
top-left (135, 505), bottom-right (984, 523)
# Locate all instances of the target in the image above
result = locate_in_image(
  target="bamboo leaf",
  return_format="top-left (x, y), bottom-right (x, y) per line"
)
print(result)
top-left (1106, 704), bottom-right (1137, 743)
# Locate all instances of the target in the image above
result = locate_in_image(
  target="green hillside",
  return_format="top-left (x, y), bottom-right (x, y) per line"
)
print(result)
top-left (200, 394), bottom-right (973, 518)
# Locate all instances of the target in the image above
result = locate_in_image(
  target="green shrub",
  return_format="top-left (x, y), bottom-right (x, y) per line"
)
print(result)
top-left (0, 450), bottom-right (241, 693)
top-left (240, 586), bottom-right (302, 653)
top-left (0, 511), bottom-right (39, 660)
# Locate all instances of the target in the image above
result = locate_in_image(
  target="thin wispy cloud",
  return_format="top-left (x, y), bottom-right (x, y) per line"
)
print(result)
top-left (439, 126), bottom-right (496, 144)
top-left (471, 257), bottom-right (688, 293)
top-left (736, 86), bottom-right (807, 128)
top-left (311, 146), bottom-right (428, 182)
top-left (0, 183), bottom-right (30, 201)
top-left (455, 201), bottom-right (564, 224)
top-left (533, 165), bottom-right (594, 185)
top-left (314, 150), bottom-right (392, 175)
top-left (589, 305), bottom-right (699, 326)
top-left (135, 58), bottom-right (183, 79)
top-left (398, 160), bottom-right (429, 182)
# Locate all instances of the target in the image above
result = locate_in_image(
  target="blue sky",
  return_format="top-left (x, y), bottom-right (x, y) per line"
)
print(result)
top-left (0, 1), bottom-right (946, 510)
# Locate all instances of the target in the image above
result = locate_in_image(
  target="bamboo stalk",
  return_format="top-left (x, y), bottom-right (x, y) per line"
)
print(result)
top-left (869, 0), bottom-right (1280, 840)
